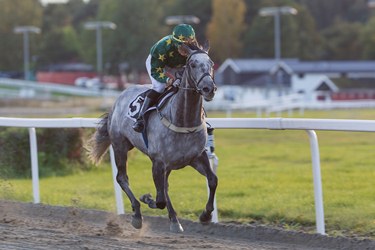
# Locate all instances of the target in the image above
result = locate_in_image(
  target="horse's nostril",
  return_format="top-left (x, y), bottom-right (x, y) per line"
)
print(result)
top-left (202, 87), bottom-right (210, 93)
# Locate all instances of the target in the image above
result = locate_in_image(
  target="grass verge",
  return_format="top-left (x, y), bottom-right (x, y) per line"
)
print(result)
top-left (1, 108), bottom-right (375, 239)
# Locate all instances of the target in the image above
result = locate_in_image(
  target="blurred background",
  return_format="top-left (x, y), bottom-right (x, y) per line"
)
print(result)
top-left (1, 0), bottom-right (375, 111)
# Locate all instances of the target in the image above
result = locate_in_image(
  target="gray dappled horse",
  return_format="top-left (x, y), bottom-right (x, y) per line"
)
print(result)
top-left (87, 42), bottom-right (217, 233)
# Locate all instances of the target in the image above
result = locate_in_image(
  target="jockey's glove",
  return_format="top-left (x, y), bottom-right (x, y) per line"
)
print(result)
top-left (172, 78), bottom-right (181, 87)
top-left (167, 77), bottom-right (174, 86)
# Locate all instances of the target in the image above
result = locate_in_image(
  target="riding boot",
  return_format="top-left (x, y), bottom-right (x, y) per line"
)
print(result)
top-left (132, 90), bottom-right (160, 132)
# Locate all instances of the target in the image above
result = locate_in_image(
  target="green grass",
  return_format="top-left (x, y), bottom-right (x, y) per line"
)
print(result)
top-left (1, 108), bottom-right (375, 239)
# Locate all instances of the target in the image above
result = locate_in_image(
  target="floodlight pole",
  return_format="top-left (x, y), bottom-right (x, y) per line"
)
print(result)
top-left (274, 11), bottom-right (281, 60)
top-left (84, 21), bottom-right (116, 78)
top-left (14, 26), bottom-right (41, 80)
top-left (259, 6), bottom-right (298, 61)
top-left (96, 26), bottom-right (103, 76)
top-left (259, 6), bottom-right (297, 96)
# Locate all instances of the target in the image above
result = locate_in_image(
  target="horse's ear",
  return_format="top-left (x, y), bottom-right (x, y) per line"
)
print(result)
top-left (179, 43), bottom-right (194, 55)
top-left (202, 40), bottom-right (210, 53)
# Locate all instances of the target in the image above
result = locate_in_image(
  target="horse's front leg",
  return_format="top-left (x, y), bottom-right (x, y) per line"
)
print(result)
top-left (139, 161), bottom-right (166, 209)
top-left (152, 160), bottom-right (167, 209)
top-left (165, 170), bottom-right (184, 233)
top-left (191, 151), bottom-right (218, 224)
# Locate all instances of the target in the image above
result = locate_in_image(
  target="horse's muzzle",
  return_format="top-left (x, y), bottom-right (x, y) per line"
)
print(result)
top-left (202, 82), bottom-right (217, 102)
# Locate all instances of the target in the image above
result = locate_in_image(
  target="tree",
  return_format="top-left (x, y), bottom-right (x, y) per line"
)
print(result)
top-left (38, 26), bottom-right (81, 65)
top-left (164, 0), bottom-right (212, 43)
top-left (69, 0), bottom-right (99, 29)
top-left (37, 0), bottom-right (93, 67)
top-left (206, 0), bottom-right (246, 63)
top-left (243, 14), bottom-right (275, 58)
top-left (0, 0), bottom-right (43, 71)
top-left (297, 0), bottom-right (371, 30)
top-left (83, 0), bottom-right (167, 74)
top-left (360, 16), bottom-right (375, 59)
top-left (243, 0), bottom-right (264, 25)
top-left (293, 5), bottom-right (323, 60)
top-left (243, 1), bottom-right (294, 59)
top-left (42, 1), bottom-right (72, 32)
top-left (242, 0), bottom-right (322, 60)
top-left (321, 20), bottom-right (363, 60)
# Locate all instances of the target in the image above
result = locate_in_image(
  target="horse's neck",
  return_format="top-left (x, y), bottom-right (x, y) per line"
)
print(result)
top-left (168, 74), bottom-right (203, 127)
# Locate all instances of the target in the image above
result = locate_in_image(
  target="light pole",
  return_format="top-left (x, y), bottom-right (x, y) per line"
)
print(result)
top-left (14, 26), bottom-right (41, 80)
top-left (259, 6), bottom-right (298, 60)
top-left (259, 6), bottom-right (297, 97)
top-left (165, 15), bottom-right (200, 25)
top-left (84, 21), bottom-right (116, 79)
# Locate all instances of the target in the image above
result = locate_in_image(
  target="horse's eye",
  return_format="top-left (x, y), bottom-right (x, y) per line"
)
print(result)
top-left (190, 63), bottom-right (196, 68)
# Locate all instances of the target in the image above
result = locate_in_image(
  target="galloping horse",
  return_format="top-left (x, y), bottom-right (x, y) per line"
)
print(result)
top-left (87, 42), bottom-right (217, 233)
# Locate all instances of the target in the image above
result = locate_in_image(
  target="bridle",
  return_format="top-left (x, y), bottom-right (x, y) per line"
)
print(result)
top-left (177, 50), bottom-right (216, 94)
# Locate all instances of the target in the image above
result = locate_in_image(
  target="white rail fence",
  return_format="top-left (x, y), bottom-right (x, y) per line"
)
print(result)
top-left (1, 117), bottom-right (375, 235)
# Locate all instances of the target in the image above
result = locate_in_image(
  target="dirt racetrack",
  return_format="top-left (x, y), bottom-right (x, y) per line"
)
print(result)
top-left (0, 200), bottom-right (374, 250)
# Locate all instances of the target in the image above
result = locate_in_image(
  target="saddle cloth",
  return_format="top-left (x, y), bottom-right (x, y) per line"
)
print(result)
top-left (126, 91), bottom-right (148, 122)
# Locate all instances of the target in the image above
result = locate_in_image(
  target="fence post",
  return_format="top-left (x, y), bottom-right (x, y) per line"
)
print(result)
top-left (109, 146), bottom-right (125, 215)
top-left (28, 127), bottom-right (40, 204)
top-left (306, 130), bottom-right (325, 235)
top-left (208, 155), bottom-right (219, 223)
top-left (206, 127), bottom-right (219, 223)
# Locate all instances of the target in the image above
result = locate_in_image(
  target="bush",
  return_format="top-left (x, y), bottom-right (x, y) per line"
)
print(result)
top-left (0, 127), bottom-right (93, 178)
top-left (0, 128), bottom-right (31, 178)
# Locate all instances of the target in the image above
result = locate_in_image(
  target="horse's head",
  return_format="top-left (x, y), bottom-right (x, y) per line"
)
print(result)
top-left (180, 41), bottom-right (217, 102)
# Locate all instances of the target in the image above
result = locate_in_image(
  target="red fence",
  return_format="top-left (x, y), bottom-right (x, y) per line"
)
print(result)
top-left (37, 71), bottom-right (97, 85)
top-left (331, 91), bottom-right (375, 101)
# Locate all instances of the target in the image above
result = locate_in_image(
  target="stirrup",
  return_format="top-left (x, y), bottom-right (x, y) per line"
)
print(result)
top-left (132, 119), bottom-right (144, 132)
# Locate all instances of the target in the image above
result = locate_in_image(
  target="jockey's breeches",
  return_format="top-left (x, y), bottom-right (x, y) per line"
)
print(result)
top-left (146, 54), bottom-right (165, 93)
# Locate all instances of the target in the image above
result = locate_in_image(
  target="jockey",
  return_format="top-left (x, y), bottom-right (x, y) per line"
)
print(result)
top-left (133, 23), bottom-right (197, 133)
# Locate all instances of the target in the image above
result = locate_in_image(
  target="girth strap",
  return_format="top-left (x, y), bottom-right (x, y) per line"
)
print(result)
top-left (158, 111), bottom-right (205, 134)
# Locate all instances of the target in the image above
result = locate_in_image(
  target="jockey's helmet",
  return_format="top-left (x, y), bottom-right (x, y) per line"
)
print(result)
top-left (172, 24), bottom-right (196, 44)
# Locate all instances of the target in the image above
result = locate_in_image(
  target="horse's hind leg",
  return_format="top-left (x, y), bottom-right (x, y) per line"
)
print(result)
top-left (112, 140), bottom-right (142, 229)
top-left (191, 151), bottom-right (218, 224)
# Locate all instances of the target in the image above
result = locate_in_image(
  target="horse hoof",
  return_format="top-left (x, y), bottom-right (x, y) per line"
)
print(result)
top-left (131, 216), bottom-right (143, 229)
top-left (140, 193), bottom-right (152, 204)
top-left (156, 201), bottom-right (166, 209)
top-left (199, 211), bottom-right (212, 224)
top-left (170, 222), bottom-right (184, 233)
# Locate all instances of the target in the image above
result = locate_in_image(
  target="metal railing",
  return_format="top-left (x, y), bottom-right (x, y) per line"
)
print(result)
top-left (0, 78), bottom-right (120, 97)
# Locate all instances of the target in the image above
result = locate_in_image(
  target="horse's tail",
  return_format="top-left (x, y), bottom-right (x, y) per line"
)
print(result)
top-left (86, 112), bottom-right (111, 165)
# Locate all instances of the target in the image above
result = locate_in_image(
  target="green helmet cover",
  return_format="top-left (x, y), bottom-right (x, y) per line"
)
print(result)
top-left (172, 24), bottom-right (195, 43)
